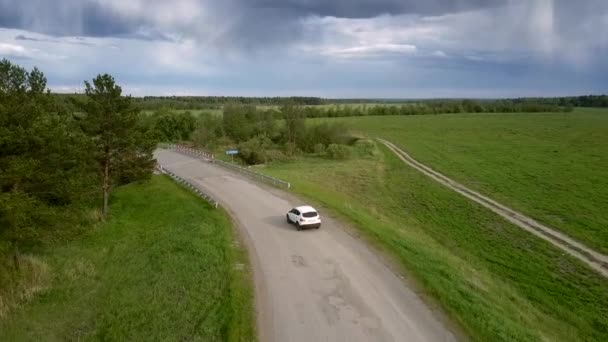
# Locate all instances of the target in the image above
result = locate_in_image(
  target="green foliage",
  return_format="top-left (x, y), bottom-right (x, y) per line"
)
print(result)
top-left (79, 74), bottom-right (157, 216)
top-left (264, 149), bottom-right (290, 163)
top-left (197, 104), bottom-right (355, 164)
top-left (283, 142), bottom-right (302, 158)
top-left (151, 109), bottom-right (197, 141)
top-left (299, 122), bottom-right (347, 153)
top-left (313, 143), bottom-right (326, 155)
top-left (1, 177), bottom-right (255, 341)
top-left (326, 144), bottom-right (351, 160)
top-left (0, 59), bottom-right (95, 250)
top-left (353, 139), bottom-right (379, 157)
top-left (282, 103), bottom-right (305, 144)
top-left (223, 104), bottom-right (256, 143)
top-left (132, 95), bottom-right (323, 110)
top-left (238, 135), bottom-right (272, 165)
top-left (126, 95), bottom-right (608, 113)
top-left (192, 114), bottom-right (224, 148)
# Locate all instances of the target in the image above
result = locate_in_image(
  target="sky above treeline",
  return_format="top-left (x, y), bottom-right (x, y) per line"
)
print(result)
top-left (0, 0), bottom-right (607, 98)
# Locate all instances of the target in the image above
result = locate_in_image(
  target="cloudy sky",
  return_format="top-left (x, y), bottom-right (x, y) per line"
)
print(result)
top-left (0, 0), bottom-right (607, 98)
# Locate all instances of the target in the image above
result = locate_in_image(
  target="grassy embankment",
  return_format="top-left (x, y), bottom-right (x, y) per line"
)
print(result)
top-left (325, 109), bottom-right (608, 253)
top-left (260, 112), bottom-right (608, 341)
top-left (0, 176), bottom-right (254, 341)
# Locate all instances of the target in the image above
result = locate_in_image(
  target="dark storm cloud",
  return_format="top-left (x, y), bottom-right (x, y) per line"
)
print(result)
top-left (0, 0), bottom-right (505, 40)
top-left (0, 0), bottom-right (145, 37)
top-left (249, 0), bottom-right (504, 18)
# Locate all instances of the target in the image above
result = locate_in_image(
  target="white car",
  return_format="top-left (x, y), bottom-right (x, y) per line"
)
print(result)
top-left (286, 206), bottom-right (321, 230)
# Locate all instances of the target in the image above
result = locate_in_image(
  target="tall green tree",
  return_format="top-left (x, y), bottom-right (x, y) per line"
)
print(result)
top-left (223, 104), bottom-right (254, 142)
top-left (80, 74), bottom-right (156, 218)
top-left (0, 59), bottom-right (94, 266)
top-left (282, 103), bottom-right (305, 144)
top-left (152, 109), bottom-right (197, 141)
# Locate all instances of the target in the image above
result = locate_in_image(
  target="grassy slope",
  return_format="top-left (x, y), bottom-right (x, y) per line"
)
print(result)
top-left (0, 176), bottom-right (254, 341)
top-left (261, 148), bottom-right (608, 341)
top-left (321, 109), bottom-right (608, 253)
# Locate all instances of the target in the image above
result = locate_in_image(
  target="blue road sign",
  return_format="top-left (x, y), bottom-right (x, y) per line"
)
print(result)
top-left (225, 149), bottom-right (239, 155)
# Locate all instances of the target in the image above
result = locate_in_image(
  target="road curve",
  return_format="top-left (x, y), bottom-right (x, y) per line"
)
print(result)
top-left (155, 149), bottom-right (457, 342)
top-left (378, 139), bottom-right (608, 278)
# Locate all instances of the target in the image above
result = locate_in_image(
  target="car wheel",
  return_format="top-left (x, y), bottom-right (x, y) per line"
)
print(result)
top-left (315, 225), bottom-right (320, 229)
top-left (296, 222), bottom-right (302, 231)
top-left (286, 214), bottom-right (291, 224)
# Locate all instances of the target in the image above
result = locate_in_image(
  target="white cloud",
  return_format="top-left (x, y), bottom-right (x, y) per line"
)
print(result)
top-left (432, 50), bottom-right (447, 57)
top-left (0, 42), bottom-right (32, 58)
top-left (320, 43), bottom-right (417, 58)
top-left (0, 41), bottom-right (66, 60)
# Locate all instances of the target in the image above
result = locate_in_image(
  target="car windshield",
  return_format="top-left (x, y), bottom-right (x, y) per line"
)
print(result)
top-left (302, 211), bottom-right (318, 218)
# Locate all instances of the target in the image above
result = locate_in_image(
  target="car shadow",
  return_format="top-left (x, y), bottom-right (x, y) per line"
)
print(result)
top-left (262, 215), bottom-right (295, 231)
top-left (262, 215), bottom-right (318, 232)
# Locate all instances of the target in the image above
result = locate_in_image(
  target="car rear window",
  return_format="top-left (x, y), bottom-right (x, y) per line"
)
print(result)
top-left (302, 211), bottom-right (318, 218)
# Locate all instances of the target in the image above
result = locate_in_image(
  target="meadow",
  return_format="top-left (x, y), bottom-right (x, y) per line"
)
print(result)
top-left (319, 109), bottom-right (608, 253)
top-left (0, 176), bottom-right (254, 341)
top-left (261, 141), bottom-right (608, 341)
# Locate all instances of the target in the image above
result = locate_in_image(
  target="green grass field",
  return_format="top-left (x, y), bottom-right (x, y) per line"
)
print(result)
top-left (260, 140), bottom-right (608, 341)
top-left (0, 176), bottom-right (254, 341)
top-left (318, 109), bottom-right (608, 253)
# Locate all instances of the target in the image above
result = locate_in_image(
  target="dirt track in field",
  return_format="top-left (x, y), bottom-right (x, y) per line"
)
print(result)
top-left (378, 139), bottom-right (608, 278)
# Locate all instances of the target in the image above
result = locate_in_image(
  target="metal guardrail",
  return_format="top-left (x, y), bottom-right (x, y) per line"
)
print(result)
top-left (156, 163), bottom-right (219, 208)
top-left (211, 158), bottom-right (291, 189)
top-left (160, 143), bottom-right (214, 160)
top-left (161, 144), bottom-right (291, 189)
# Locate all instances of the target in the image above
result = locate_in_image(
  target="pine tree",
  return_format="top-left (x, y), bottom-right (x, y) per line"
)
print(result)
top-left (80, 74), bottom-right (156, 218)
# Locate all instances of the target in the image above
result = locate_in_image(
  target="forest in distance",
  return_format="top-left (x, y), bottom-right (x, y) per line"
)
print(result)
top-left (54, 93), bottom-right (608, 112)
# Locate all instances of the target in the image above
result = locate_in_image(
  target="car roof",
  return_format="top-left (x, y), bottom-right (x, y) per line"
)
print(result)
top-left (294, 205), bottom-right (317, 213)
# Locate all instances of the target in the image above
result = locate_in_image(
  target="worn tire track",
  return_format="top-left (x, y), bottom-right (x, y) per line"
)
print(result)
top-left (378, 139), bottom-right (608, 278)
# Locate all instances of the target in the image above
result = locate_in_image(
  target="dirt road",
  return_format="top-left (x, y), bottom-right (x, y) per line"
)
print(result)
top-left (378, 139), bottom-right (608, 278)
top-left (155, 149), bottom-right (457, 342)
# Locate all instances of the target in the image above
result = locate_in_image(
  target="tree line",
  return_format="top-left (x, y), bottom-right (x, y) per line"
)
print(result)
top-left (294, 100), bottom-right (566, 118)
top-left (54, 94), bottom-right (608, 113)
top-left (111, 95), bottom-right (608, 112)
top-left (132, 96), bottom-right (324, 110)
top-left (534, 95), bottom-right (608, 108)
top-left (153, 103), bottom-right (364, 165)
top-left (1, 59), bottom-right (157, 268)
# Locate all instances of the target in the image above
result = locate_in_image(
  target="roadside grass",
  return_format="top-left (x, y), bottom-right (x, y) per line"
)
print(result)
top-left (0, 176), bottom-right (255, 341)
top-left (260, 146), bottom-right (608, 341)
top-left (317, 109), bottom-right (608, 253)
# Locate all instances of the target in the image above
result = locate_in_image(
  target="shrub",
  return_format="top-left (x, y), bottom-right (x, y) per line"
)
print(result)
top-left (238, 135), bottom-right (272, 165)
top-left (0, 252), bottom-right (51, 319)
top-left (265, 149), bottom-right (290, 163)
top-left (153, 110), bottom-right (197, 141)
top-left (353, 139), bottom-right (379, 157)
top-left (313, 143), bottom-right (326, 155)
top-left (298, 122), bottom-right (348, 152)
top-left (326, 144), bottom-right (351, 160)
top-left (192, 114), bottom-right (223, 148)
top-left (284, 142), bottom-right (302, 157)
